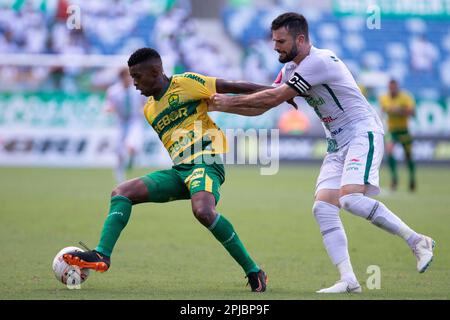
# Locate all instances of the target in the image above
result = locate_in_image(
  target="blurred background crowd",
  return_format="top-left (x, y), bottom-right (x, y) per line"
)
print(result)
top-left (1, 0), bottom-right (449, 168)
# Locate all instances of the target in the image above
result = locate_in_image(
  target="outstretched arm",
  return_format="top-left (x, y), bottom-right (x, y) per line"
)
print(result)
top-left (215, 78), bottom-right (271, 94)
top-left (215, 79), bottom-right (298, 110)
top-left (209, 84), bottom-right (298, 115)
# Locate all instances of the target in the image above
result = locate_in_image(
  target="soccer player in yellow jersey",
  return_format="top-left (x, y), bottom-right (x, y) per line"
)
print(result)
top-left (63, 48), bottom-right (269, 292)
top-left (379, 79), bottom-right (416, 191)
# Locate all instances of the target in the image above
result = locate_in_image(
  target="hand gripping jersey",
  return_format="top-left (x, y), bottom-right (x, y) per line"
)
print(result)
top-left (143, 72), bottom-right (228, 164)
top-left (275, 46), bottom-right (384, 152)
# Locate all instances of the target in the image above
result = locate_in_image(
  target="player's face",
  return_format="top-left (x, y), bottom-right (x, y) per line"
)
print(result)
top-left (129, 63), bottom-right (160, 97)
top-left (389, 81), bottom-right (399, 95)
top-left (272, 27), bottom-right (299, 63)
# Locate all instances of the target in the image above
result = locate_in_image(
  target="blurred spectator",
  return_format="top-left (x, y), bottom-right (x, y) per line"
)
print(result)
top-left (379, 79), bottom-right (417, 192)
top-left (410, 35), bottom-right (439, 73)
top-left (104, 68), bottom-right (146, 184)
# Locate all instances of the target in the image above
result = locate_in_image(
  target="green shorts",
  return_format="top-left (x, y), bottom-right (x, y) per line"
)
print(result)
top-left (139, 159), bottom-right (225, 204)
top-left (387, 130), bottom-right (413, 146)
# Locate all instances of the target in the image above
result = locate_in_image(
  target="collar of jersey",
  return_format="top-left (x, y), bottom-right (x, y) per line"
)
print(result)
top-left (154, 76), bottom-right (173, 101)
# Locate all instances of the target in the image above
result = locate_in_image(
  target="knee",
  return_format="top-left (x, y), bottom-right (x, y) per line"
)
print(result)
top-left (111, 185), bottom-right (127, 198)
top-left (111, 183), bottom-right (135, 202)
top-left (192, 205), bottom-right (216, 226)
top-left (312, 201), bottom-right (323, 217)
top-left (312, 200), bottom-right (339, 218)
top-left (339, 193), bottom-right (363, 212)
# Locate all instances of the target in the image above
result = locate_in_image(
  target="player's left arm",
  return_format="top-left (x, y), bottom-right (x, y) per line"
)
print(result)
top-left (215, 79), bottom-right (271, 94)
top-left (209, 84), bottom-right (298, 115)
top-left (215, 78), bottom-right (298, 109)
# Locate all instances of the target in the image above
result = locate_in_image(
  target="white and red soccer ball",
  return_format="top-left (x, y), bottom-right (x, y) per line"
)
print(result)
top-left (52, 246), bottom-right (90, 286)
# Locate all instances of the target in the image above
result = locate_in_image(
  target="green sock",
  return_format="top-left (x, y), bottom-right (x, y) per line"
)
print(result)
top-left (95, 195), bottom-right (132, 257)
top-left (388, 154), bottom-right (398, 184)
top-left (407, 158), bottom-right (416, 184)
top-left (208, 214), bottom-right (260, 275)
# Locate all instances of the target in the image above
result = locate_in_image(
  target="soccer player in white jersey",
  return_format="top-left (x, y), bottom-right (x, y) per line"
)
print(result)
top-left (105, 68), bottom-right (146, 184)
top-left (209, 12), bottom-right (435, 293)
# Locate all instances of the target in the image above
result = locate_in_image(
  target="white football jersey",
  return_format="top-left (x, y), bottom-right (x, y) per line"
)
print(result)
top-left (106, 82), bottom-right (146, 123)
top-left (275, 46), bottom-right (384, 152)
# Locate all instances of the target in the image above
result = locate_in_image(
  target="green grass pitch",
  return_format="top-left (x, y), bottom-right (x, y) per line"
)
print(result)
top-left (0, 165), bottom-right (449, 299)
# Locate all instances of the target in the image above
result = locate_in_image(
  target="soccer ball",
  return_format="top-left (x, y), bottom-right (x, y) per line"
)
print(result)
top-left (52, 246), bottom-right (90, 286)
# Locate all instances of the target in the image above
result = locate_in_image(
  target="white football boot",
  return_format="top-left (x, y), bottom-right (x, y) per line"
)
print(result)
top-left (412, 235), bottom-right (435, 273)
top-left (316, 279), bottom-right (362, 294)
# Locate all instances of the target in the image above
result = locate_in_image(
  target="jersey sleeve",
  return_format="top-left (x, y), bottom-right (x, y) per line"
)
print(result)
top-left (272, 69), bottom-right (283, 87)
top-left (286, 55), bottom-right (329, 95)
top-left (179, 72), bottom-right (217, 100)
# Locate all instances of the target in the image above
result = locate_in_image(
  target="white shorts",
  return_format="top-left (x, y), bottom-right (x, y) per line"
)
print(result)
top-left (315, 132), bottom-right (384, 196)
top-left (117, 118), bottom-right (144, 154)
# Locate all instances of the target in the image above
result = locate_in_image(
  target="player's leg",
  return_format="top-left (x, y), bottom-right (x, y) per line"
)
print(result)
top-left (339, 132), bottom-right (434, 273)
top-left (63, 177), bottom-right (150, 271)
top-left (400, 133), bottom-right (416, 192)
top-left (181, 161), bottom-right (267, 292)
top-left (386, 133), bottom-right (398, 190)
top-left (64, 169), bottom-right (189, 272)
top-left (313, 152), bottom-right (361, 293)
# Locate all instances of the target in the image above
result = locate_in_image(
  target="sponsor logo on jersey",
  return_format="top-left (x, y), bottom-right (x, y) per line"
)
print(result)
top-left (331, 127), bottom-right (343, 135)
top-left (305, 96), bottom-right (325, 108)
top-left (154, 107), bottom-right (188, 134)
top-left (322, 115), bottom-right (336, 123)
top-left (168, 94), bottom-right (180, 107)
top-left (183, 73), bottom-right (206, 85)
top-left (346, 162), bottom-right (363, 171)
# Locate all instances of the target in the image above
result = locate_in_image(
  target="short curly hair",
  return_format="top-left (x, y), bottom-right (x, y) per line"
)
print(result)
top-left (128, 47), bottom-right (161, 67)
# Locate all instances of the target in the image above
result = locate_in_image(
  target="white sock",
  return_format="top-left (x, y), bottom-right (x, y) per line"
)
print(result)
top-left (313, 201), bottom-right (357, 281)
top-left (337, 259), bottom-right (358, 283)
top-left (340, 193), bottom-right (419, 244)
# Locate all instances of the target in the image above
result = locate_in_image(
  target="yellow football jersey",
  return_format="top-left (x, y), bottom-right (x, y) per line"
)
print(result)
top-left (379, 91), bottom-right (415, 132)
top-left (143, 72), bottom-right (227, 164)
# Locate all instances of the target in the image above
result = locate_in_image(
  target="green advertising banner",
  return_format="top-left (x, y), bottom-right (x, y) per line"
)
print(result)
top-left (333, 0), bottom-right (450, 19)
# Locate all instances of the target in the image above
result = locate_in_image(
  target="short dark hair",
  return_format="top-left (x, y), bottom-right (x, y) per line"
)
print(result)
top-left (271, 12), bottom-right (309, 42)
top-left (128, 47), bottom-right (161, 67)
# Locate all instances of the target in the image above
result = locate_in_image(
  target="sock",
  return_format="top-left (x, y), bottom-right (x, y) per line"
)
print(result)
top-left (313, 201), bottom-right (356, 281)
top-left (95, 195), bottom-right (132, 257)
top-left (406, 157), bottom-right (416, 185)
top-left (337, 259), bottom-right (358, 283)
top-left (208, 214), bottom-right (259, 275)
top-left (340, 193), bottom-right (419, 244)
top-left (388, 154), bottom-right (398, 185)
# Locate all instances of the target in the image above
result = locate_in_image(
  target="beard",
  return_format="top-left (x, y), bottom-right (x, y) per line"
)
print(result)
top-left (278, 44), bottom-right (298, 63)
